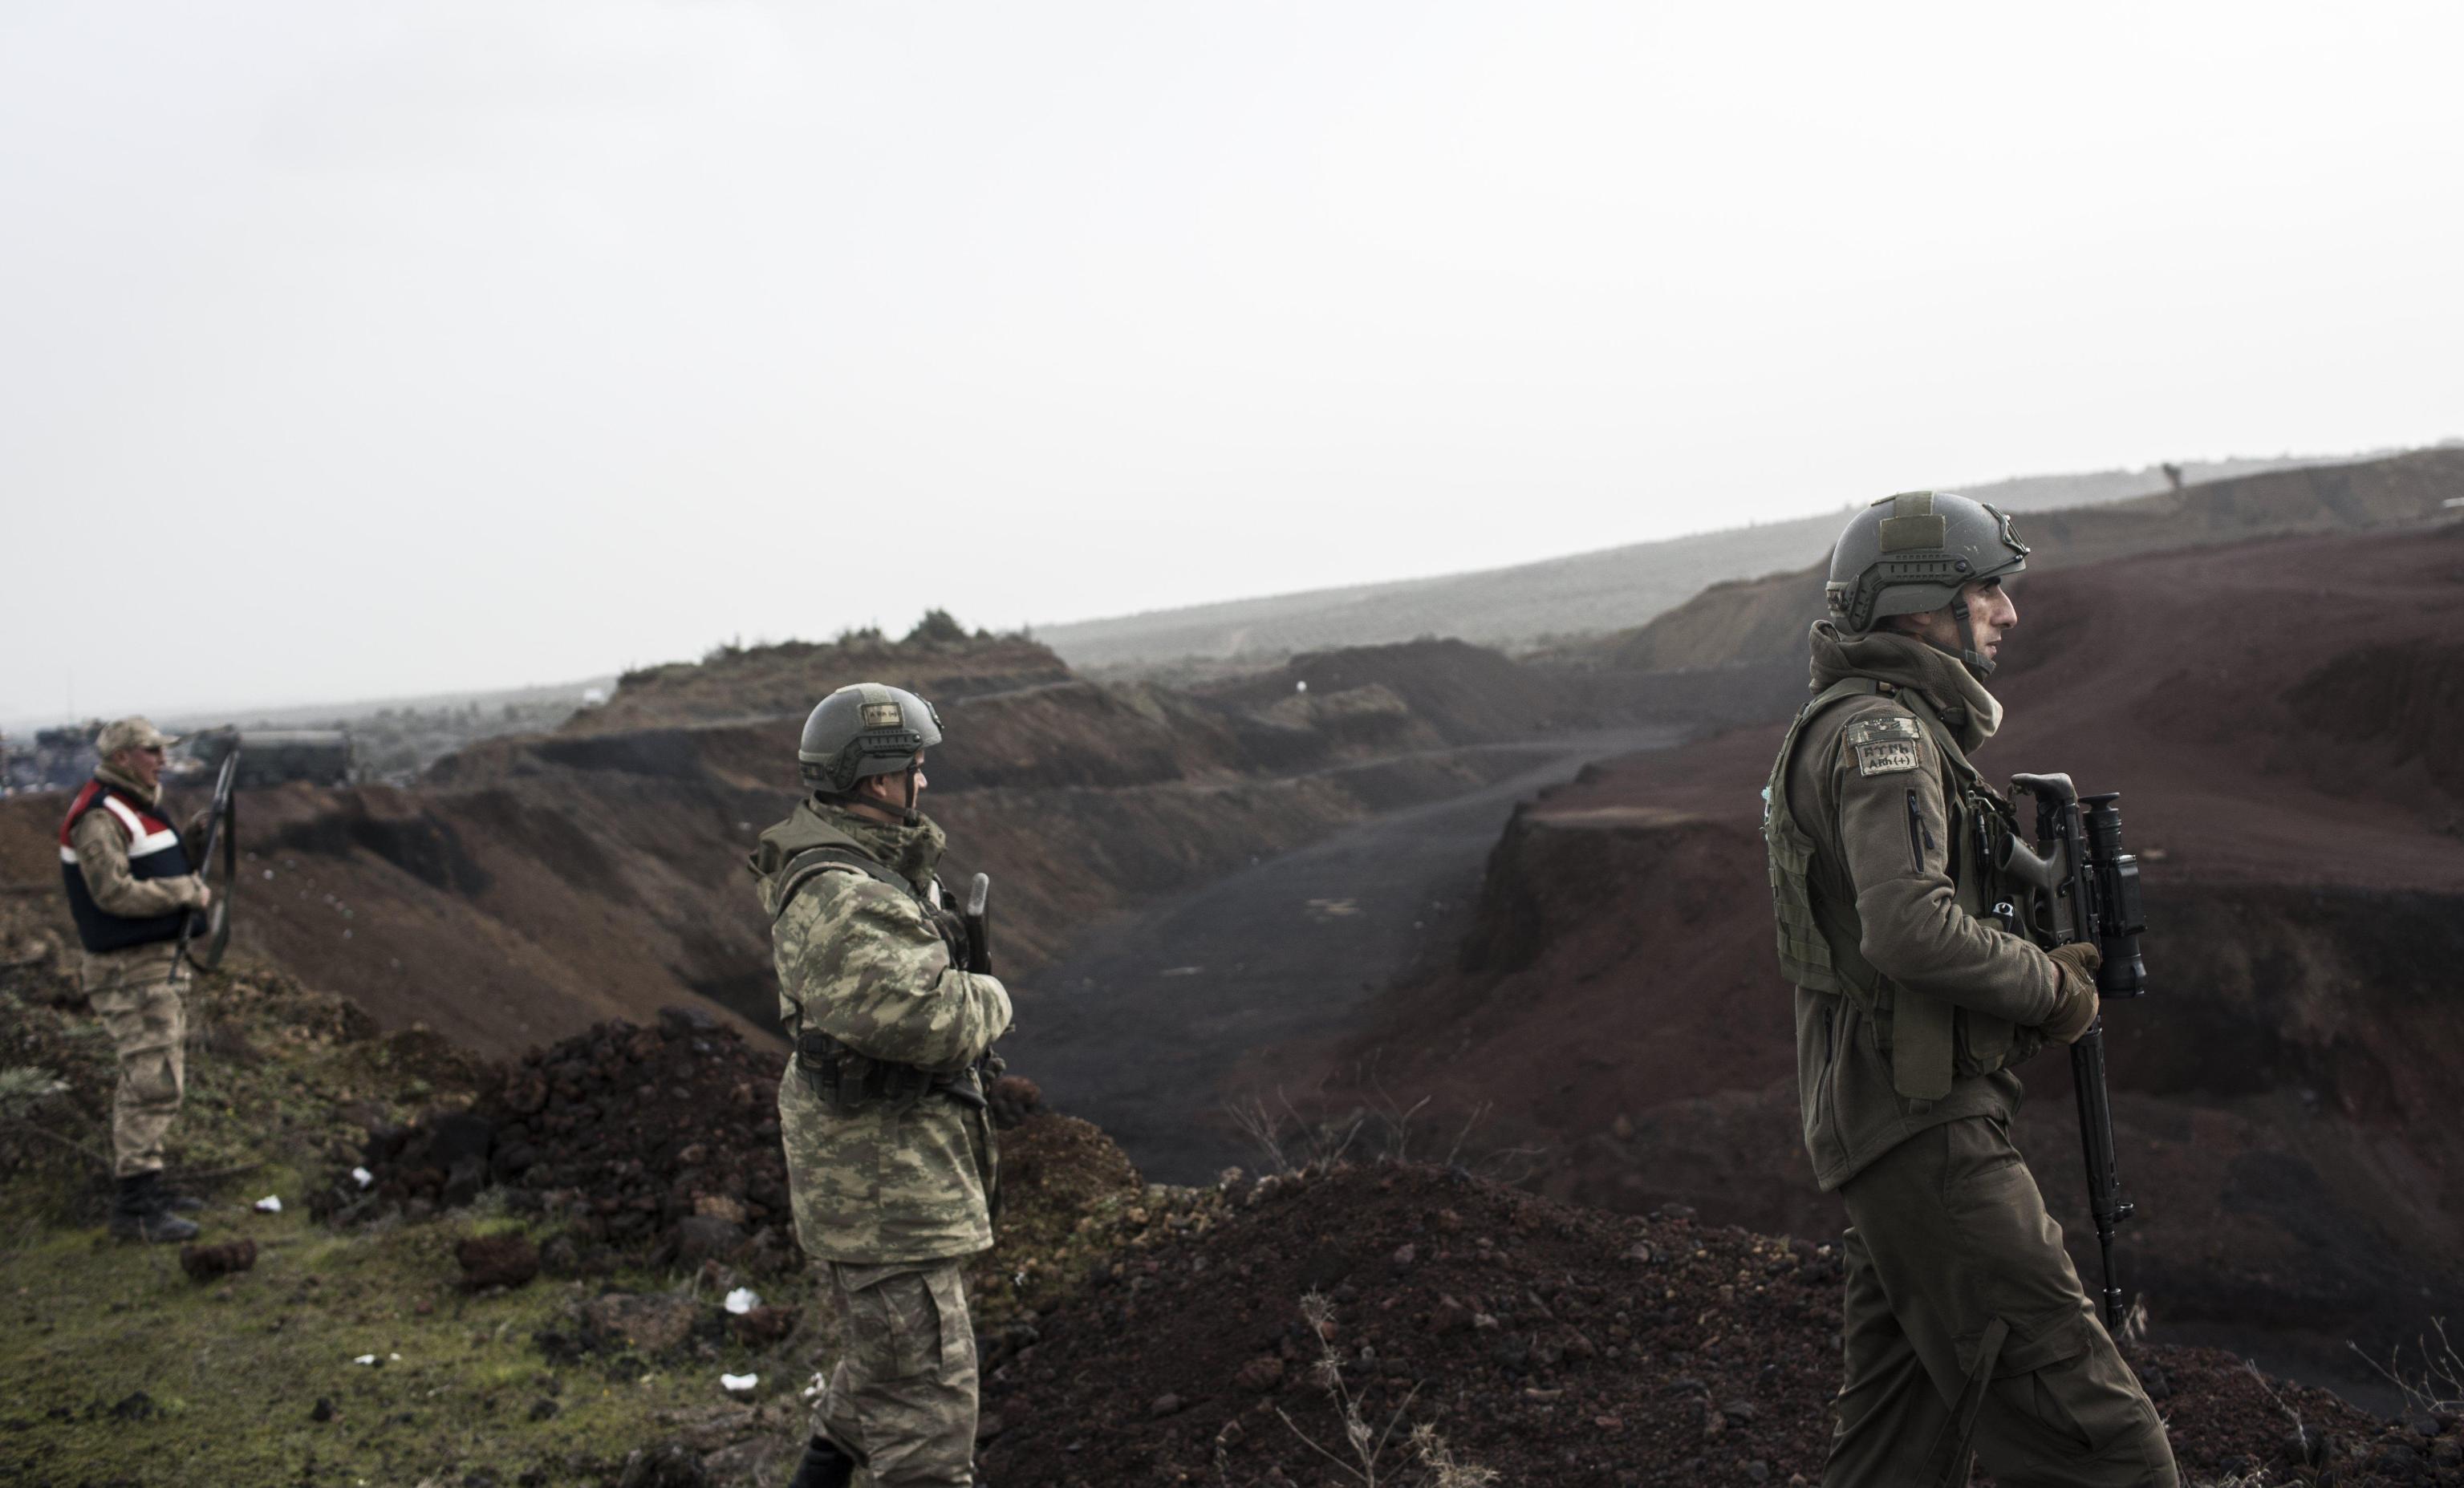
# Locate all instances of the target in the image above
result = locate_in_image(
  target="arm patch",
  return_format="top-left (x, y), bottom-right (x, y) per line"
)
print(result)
top-left (1842, 712), bottom-right (1924, 776)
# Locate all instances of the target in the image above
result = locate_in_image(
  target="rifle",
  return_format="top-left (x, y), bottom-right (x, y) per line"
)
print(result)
top-left (1997, 772), bottom-right (2149, 1332)
top-left (177, 741), bottom-right (242, 972)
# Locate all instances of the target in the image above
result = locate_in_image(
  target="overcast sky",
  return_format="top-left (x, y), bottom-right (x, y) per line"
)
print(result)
top-left (5, 2), bottom-right (2458, 724)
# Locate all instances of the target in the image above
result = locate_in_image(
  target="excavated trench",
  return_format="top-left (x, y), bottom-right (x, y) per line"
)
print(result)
top-left (1008, 725), bottom-right (1687, 1182)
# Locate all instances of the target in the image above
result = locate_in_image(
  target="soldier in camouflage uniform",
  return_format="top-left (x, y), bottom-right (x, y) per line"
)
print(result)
top-left (749, 683), bottom-right (1011, 1488)
top-left (1765, 495), bottom-right (2177, 1486)
top-left (57, 717), bottom-right (211, 1243)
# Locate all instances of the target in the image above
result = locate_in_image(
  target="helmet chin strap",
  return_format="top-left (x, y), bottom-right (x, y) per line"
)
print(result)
top-left (1950, 594), bottom-right (1996, 679)
top-left (828, 764), bottom-right (922, 828)
top-left (893, 761), bottom-right (921, 827)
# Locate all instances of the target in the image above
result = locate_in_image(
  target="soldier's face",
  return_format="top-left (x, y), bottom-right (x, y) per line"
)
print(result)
top-left (1965, 578), bottom-right (2016, 663)
top-left (1896, 579), bottom-right (2015, 662)
top-left (115, 746), bottom-right (164, 789)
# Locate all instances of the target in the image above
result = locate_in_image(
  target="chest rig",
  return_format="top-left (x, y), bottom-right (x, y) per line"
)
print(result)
top-left (768, 840), bottom-right (982, 1115)
top-left (1764, 678), bottom-right (2040, 1101)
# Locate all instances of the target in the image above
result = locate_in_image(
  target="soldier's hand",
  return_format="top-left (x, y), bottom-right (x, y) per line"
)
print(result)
top-left (2037, 943), bottom-right (2102, 1044)
top-left (193, 880), bottom-right (214, 911)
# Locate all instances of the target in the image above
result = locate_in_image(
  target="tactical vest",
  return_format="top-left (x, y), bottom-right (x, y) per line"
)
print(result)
top-left (58, 780), bottom-right (195, 954)
top-left (1764, 678), bottom-right (2036, 1101)
top-left (758, 821), bottom-right (981, 1115)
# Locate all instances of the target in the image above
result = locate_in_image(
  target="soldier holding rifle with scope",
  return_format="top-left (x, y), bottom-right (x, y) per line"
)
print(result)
top-left (1764, 496), bottom-right (2175, 1486)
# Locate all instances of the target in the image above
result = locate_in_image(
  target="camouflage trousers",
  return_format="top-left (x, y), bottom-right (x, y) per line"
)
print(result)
top-left (1824, 1116), bottom-right (2178, 1488)
top-left (815, 1259), bottom-right (979, 1488)
top-left (80, 946), bottom-right (189, 1179)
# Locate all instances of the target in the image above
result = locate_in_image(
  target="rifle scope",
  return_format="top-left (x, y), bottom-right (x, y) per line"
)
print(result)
top-left (2080, 793), bottom-right (2147, 999)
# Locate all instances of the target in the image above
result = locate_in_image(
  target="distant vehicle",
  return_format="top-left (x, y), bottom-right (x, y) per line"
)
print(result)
top-left (187, 729), bottom-right (355, 788)
top-left (0, 724), bottom-right (101, 793)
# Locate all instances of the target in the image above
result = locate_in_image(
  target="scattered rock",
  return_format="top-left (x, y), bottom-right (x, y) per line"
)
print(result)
top-left (658, 1005), bottom-right (719, 1036)
top-left (529, 1399), bottom-right (559, 1422)
top-left (1149, 1393), bottom-right (1183, 1419)
top-left (729, 1307), bottom-right (798, 1346)
top-left (178, 1239), bottom-right (257, 1283)
top-left (1233, 1356), bottom-right (1285, 1393)
top-left (106, 1392), bottom-right (155, 1422)
top-left (692, 1194), bottom-right (749, 1226)
top-left (615, 1441), bottom-right (709, 1488)
top-left (457, 1234), bottom-right (540, 1291)
top-left (309, 1397), bottom-right (335, 1423)
top-left (669, 1215), bottom-right (746, 1269)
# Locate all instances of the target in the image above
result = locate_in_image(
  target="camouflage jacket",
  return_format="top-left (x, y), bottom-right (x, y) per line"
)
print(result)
top-left (1774, 624), bottom-right (2064, 1191)
top-left (749, 798), bottom-right (1012, 1263)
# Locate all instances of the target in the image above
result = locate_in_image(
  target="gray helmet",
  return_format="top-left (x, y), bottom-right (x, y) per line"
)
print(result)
top-left (1825, 491), bottom-right (2030, 675)
top-left (798, 683), bottom-right (943, 793)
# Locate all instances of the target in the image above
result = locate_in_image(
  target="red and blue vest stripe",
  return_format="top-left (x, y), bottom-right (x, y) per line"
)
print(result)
top-left (58, 780), bottom-right (195, 953)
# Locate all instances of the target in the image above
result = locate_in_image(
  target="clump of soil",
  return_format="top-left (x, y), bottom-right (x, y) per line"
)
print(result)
top-left (981, 1161), bottom-right (2458, 1486)
top-left (339, 1006), bottom-right (802, 1275)
top-left (177, 1239), bottom-right (256, 1282)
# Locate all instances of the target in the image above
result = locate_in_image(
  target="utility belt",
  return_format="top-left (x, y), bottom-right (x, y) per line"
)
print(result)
top-left (794, 1030), bottom-right (990, 1115)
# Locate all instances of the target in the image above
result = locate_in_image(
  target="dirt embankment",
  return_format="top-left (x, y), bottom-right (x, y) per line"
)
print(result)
top-left (982, 1160), bottom-right (2462, 1486)
top-left (1597, 444), bottom-right (2464, 672)
top-left (0, 637), bottom-right (1631, 1062)
top-left (567, 633), bottom-right (1072, 735)
top-left (1319, 521), bottom-right (2464, 1372)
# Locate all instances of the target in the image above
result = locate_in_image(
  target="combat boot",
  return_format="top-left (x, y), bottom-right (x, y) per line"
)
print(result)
top-left (785, 1437), bottom-right (854, 1488)
top-left (108, 1172), bottom-right (200, 1243)
top-left (154, 1177), bottom-right (205, 1213)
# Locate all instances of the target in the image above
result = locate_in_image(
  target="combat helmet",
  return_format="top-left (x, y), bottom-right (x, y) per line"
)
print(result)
top-left (1826, 492), bottom-right (2030, 678)
top-left (798, 683), bottom-right (943, 821)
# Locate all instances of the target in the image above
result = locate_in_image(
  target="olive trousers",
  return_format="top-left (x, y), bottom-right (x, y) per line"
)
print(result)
top-left (82, 946), bottom-right (189, 1179)
top-left (817, 1259), bottom-right (979, 1487)
top-left (1822, 1116), bottom-right (2177, 1488)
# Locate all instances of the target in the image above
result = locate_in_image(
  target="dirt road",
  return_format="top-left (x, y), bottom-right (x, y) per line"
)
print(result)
top-left (1006, 726), bottom-right (1686, 1182)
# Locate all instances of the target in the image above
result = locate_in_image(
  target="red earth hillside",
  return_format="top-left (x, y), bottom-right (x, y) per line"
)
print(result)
top-left (1318, 520), bottom-right (2464, 1380)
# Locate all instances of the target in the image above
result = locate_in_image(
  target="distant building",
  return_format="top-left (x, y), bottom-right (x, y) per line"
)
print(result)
top-left (188, 729), bottom-right (355, 788)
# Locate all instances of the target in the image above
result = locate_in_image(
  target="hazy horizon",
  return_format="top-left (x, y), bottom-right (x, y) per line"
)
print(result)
top-left (8, 4), bottom-right (2459, 724)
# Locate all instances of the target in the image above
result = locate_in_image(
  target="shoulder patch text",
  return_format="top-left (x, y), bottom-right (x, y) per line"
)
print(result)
top-left (1856, 740), bottom-right (1922, 776)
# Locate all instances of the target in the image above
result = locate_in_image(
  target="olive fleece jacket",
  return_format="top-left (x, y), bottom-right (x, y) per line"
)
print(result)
top-left (1784, 622), bottom-right (2066, 1190)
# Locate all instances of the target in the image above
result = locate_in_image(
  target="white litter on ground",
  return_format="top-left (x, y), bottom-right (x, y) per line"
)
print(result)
top-left (354, 1354), bottom-right (377, 1366)
top-left (803, 1372), bottom-right (827, 1401)
top-left (721, 1373), bottom-right (758, 1393)
top-left (254, 1195), bottom-right (282, 1213)
top-left (723, 1287), bottom-right (761, 1315)
top-left (351, 1166), bottom-right (373, 1189)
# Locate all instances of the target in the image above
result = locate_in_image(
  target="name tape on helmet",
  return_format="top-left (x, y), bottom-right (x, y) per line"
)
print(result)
top-left (860, 703), bottom-right (904, 730)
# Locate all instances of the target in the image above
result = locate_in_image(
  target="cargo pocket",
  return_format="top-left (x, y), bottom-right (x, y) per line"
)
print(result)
top-left (125, 1046), bottom-right (181, 1107)
top-left (1954, 1009), bottom-right (2017, 1079)
top-left (1992, 1314), bottom-right (2156, 1459)
top-left (841, 1267), bottom-right (945, 1381)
